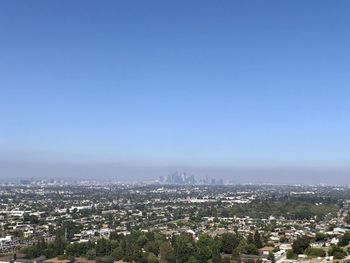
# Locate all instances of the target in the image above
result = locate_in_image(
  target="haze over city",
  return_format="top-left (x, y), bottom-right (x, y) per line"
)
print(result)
top-left (1, 1), bottom-right (350, 184)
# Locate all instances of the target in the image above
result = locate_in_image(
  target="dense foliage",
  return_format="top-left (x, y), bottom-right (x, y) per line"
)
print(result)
top-left (205, 201), bottom-right (338, 221)
top-left (21, 230), bottom-right (265, 263)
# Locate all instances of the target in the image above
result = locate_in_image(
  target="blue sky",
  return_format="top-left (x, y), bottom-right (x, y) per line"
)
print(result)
top-left (1, 1), bottom-right (350, 182)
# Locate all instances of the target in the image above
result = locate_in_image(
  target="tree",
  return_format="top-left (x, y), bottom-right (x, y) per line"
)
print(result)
top-left (96, 238), bottom-right (112, 257)
top-left (339, 232), bottom-right (350, 247)
top-left (160, 242), bottom-right (175, 263)
top-left (345, 213), bottom-right (350, 224)
top-left (145, 241), bottom-right (160, 256)
top-left (292, 236), bottom-right (310, 254)
top-left (147, 253), bottom-right (158, 263)
top-left (188, 256), bottom-right (198, 263)
top-left (245, 244), bottom-right (258, 255)
top-left (54, 235), bottom-right (66, 256)
top-left (138, 235), bottom-right (148, 248)
top-left (253, 231), bottom-right (263, 249)
top-left (305, 247), bottom-right (326, 257)
top-left (44, 247), bottom-right (57, 259)
top-left (212, 240), bottom-right (222, 263)
top-left (86, 249), bottom-right (97, 260)
top-left (196, 234), bottom-right (215, 263)
top-left (286, 250), bottom-right (296, 260)
top-left (124, 243), bottom-right (142, 262)
top-left (315, 232), bottom-right (327, 242)
top-left (37, 238), bottom-right (47, 253)
top-left (220, 233), bottom-right (239, 254)
top-left (174, 234), bottom-right (195, 263)
top-left (232, 239), bottom-right (247, 259)
top-left (328, 246), bottom-right (347, 259)
top-left (22, 246), bottom-right (40, 259)
top-left (110, 231), bottom-right (121, 241)
top-left (63, 221), bottom-right (81, 241)
top-left (111, 247), bottom-right (124, 261)
top-left (212, 249), bottom-right (222, 263)
top-left (23, 213), bottom-right (39, 224)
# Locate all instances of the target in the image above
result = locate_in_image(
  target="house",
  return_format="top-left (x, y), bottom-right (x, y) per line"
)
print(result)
top-left (259, 247), bottom-right (274, 257)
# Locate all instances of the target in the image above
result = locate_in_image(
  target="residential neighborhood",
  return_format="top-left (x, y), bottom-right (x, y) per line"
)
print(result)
top-left (1, 183), bottom-right (350, 263)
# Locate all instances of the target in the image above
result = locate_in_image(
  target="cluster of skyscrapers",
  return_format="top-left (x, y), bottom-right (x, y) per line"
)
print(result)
top-left (159, 172), bottom-right (223, 185)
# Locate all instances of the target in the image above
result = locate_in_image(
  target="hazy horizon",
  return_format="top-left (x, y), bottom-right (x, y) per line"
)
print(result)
top-left (1, 156), bottom-right (350, 185)
top-left (1, 1), bottom-right (350, 184)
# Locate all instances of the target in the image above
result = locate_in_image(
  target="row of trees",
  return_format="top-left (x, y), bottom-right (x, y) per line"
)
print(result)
top-left (220, 201), bottom-right (337, 221)
top-left (22, 230), bottom-right (350, 262)
top-left (22, 230), bottom-right (265, 263)
top-left (287, 235), bottom-right (349, 260)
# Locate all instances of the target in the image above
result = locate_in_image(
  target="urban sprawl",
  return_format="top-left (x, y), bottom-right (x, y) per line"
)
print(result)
top-left (1, 178), bottom-right (350, 263)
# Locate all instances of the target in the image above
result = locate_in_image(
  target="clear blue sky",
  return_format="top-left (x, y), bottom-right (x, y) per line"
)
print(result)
top-left (1, 1), bottom-right (350, 182)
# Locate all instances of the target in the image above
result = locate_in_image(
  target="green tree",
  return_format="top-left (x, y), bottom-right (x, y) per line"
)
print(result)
top-left (86, 249), bottom-right (97, 260)
top-left (315, 232), bottom-right (327, 242)
top-left (138, 235), bottom-right (149, 248)
top-left (159, 242), bottom-right (175, 263)
top-left (43, 244), bottom-right (58, 259)
top-left (111, 247), bottom-right (124, 261)
top-left (53, 235), bottom-right (66, 256)
top-left (145, 241), bottom-right (160, 256)
top-left (339, 232), bottom-right (350, 247)
top-left (328, 246), bottom-right (347, 259)
top-left (253, 231), bottom-right (263, 249)
top-left (212, 250), bottom-right (222, 263)
top-left (220, 233), bottom-right (239, 254)
top-left (174, 234), bottom-right (195, 263)
top-left (96, 238), bottom-right (112, 257)
top-left (23, 245), bottom-right (40, 259)
top-left (292, 236), bottom-right (310, 254)
top-left (245, 244), bottom-right (258, 255)
top-left (286, 250), bottom-right (296, 260)
top-left (196, 234), bottom-right (215, 263)
top-left (212, 241), bottom-right (222, 263)
top-left (345, 213), bottom-right (350, 224)
top-left (147, 253), bottom-right (159, 263)
top-left (305, 247), bottom-right (326, 257)
top-left (188, 256), bottom-right (198, 263)
top-left (23, 213), bottom-right (39, 224)
top-left (232, 239), bottom-right (247, 259)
